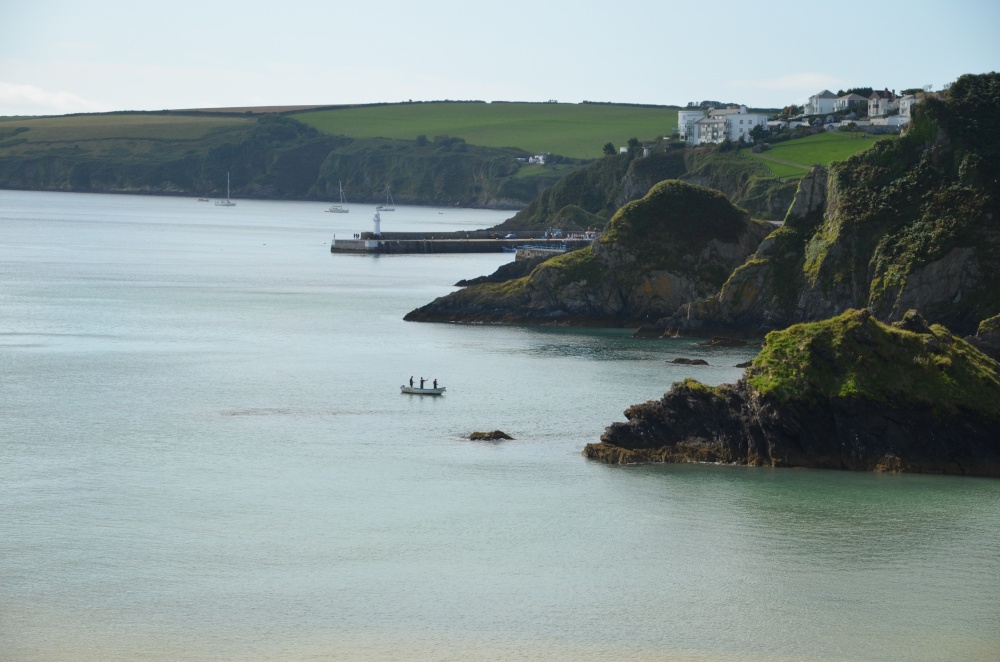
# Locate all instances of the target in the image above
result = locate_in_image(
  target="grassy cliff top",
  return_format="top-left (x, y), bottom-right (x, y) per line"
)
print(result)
top-left (745, 309), bottom-right (1000, 417)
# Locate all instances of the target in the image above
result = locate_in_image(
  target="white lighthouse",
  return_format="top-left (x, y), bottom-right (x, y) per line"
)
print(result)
top-left (373, 210), bottom-right (381, 237)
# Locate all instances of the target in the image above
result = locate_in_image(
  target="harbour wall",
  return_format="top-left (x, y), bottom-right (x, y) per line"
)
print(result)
top-left (330, 231), bottom-right (593, 255)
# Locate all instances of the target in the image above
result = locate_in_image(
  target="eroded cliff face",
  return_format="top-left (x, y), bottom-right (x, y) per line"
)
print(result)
top-left (663, 167), bottom-right (829, 337)
top-left (405, 181), bottom-right (772, 325)
top-left (587, 310), bottom-right (1000, 476)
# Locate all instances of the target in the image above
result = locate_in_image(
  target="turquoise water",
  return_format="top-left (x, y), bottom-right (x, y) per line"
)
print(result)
top-left (2, 190), bottom-right (998, 661)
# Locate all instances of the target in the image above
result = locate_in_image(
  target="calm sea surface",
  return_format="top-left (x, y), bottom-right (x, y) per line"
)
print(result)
top-left (1, 190), bottom-right (998, 662)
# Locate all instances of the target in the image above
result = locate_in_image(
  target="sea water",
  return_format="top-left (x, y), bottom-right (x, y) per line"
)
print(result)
top-left (1, 190), bottom-right (998, 662)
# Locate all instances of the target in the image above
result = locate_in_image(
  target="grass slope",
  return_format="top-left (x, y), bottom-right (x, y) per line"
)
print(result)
top-left (292, 102), bottom-right (678, 160)
top-left (747, 309), bottom-right (1000, 417)
top-left (748, 132), bottom-right (897, 178)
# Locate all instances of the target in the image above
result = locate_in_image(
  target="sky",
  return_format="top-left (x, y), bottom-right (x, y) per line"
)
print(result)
top-left (1, 0), bottom-right (998, 116)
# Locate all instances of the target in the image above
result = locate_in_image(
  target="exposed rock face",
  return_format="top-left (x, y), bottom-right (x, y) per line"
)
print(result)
top-left (405, 181), bottom-right (771, 325)
top-left (586, 310), bottom-right (1000, 476)
top-left (496, 149), bottom-right (798, 233)
top-left (968, 314), bottom-right (1000, 361)
top-left (662, 73), bottom-right (1000, 339)
top-left (664, 167), bottom-right (828, 337)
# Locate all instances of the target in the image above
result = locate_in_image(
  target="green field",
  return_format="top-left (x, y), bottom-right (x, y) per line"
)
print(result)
top-left (292, 102), bottom-right (678, 160)
top-left (748, 132), bottom-right (897, 178)
top-left (0, 113), bottom-right (252, 143)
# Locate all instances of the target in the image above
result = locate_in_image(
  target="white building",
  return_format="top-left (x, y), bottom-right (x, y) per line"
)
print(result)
top-left (677, 109), bottom-right (706, 142)
top-left (805, 90), bottom-right (837, 115)
top-left (868, 89), bottom-right (899, 117)
top-left (681, 105), bottom-right (769, 145)
top-left (898, 94), bottom-right (922, 120)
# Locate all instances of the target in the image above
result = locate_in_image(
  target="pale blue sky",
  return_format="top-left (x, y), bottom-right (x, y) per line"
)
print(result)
top-left (1, 0), bottom-right (997, 116)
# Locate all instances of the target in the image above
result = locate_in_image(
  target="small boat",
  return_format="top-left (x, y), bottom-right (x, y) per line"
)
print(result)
top-left (401, 385), bottom-right (446, 396)
top-left (327, 181), bottom-right (350, 213)
top-left (376, 186), bottom-right (395, 211)
top-left (215, 172), bottom-right (237, 207)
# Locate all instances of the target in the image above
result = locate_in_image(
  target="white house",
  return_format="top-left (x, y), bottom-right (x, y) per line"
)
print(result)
top-left (898, 94), bottom-right (922, 120)
top-left (677, 109), bottom-right (706, 142)
top-left (681, 105), bottom-right (769, 145)
top-left (868, 89), bottom-right (899, 117)
top-left (805, 90), bottom-right (837, 115)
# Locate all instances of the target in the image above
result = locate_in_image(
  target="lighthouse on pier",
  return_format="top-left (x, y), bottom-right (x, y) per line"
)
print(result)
top-left (373, 210), bottom-right (381, 237)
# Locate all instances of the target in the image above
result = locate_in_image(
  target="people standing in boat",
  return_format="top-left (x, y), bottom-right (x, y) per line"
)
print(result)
top-left (433, 379), bottom-right (438, 389)
top-left (420, 377), bottom-right (425, 388)
top-left (409, 376), bottom-right (414, 387)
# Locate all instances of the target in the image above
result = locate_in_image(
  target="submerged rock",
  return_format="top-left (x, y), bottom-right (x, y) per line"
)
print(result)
top-left (669, 358), bottom-right (708, 365)
top-left (586, 309), bottom-right (1000, 476)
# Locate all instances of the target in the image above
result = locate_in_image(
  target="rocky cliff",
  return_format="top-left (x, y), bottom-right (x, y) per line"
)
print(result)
top-left (404, 180), bottom-right (772, 325)
top-left (494, 148), bottom-right (798, 231)
top-left (586, 309), bottom-right (1000, 476)
top-left (662, 72), bottom-right (1000, 338)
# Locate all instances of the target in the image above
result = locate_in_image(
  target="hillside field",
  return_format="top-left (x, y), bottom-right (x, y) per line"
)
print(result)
top-left (0, 113), bottom-right (253, 159)
top-left (292, 102), bottom-right (679, 160)
top-left (748, 131), bottom-right (898, 178)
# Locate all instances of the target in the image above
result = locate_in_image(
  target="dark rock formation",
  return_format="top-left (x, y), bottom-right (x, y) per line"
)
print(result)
top-left (405, 180), bottom-right (771, 326)
top-left (669, 358), bottom-right (708, 365)
top-left (455, 255), bottom-right (552, 286)
top-left (469, 430), bottom-right (514, 441)
top-left (967, 314), bottom-right (1000, 362)
top-left (585, 310), bottom-right (1000, 476)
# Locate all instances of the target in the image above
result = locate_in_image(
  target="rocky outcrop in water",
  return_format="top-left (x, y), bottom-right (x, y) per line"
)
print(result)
top-left (586, 310), bottom-right (1000, 476)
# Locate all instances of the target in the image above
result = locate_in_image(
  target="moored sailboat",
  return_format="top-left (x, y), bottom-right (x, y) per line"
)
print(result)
top-left (215, 172), bottom-right (236, 207)
top-left (376, 186), bottom-right (395, 211)
top-left (327, 181), bottom-right (350, 213)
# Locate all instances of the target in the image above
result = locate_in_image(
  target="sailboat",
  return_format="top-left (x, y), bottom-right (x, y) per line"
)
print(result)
top-left (326, 181), bottom-right (350, 213)
top-left (376, 186), bottom-right (395, 211)
top-left (215, 172), bottom-right (237, 207)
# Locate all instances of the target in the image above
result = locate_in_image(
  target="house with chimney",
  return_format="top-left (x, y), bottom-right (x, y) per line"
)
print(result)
top-left (868, 89), bottom-right (899, 117)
